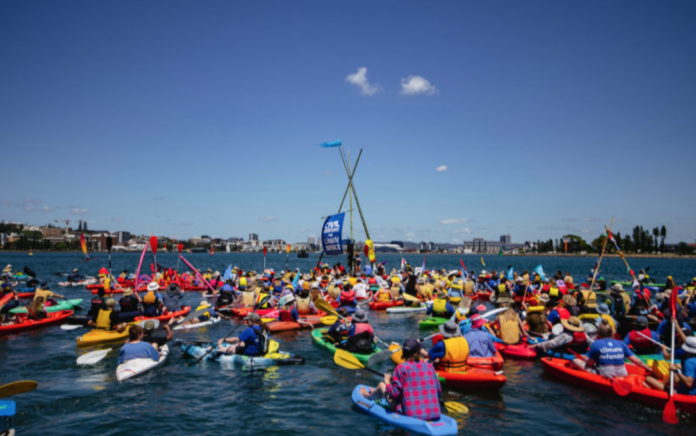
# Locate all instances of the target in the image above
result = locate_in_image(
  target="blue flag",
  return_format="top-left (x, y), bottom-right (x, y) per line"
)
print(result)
top-left (319, 140), bottom-right (342, 148)
top-left (222, 265), bottom-right (233, 281)
top-left (506, 267), bottom-right (514, 281)
top-left (534, 265), bottom-right (546, 282)
top-left (292, 268), bottom-right (300, 290)
top-left (321, 212), bottom-right (345, 256)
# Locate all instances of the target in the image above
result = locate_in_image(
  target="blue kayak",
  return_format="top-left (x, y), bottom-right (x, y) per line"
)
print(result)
top-left (351, 385), bottom-right (458, 436)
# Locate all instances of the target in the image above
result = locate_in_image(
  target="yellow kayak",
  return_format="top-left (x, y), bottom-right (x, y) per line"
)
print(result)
top-left (76, 326), bottom-right (130, 347)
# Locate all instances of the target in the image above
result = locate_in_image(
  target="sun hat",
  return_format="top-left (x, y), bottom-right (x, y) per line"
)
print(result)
top-left (198, 300), bottom-right (211, 308)
top-left (352, 308), bottom-right (368, 323)
top-left (143, 320), bottom-right (156, 331)
top-left (147, 282), bottom-right (159, 292)
top-left (105, 298), bottom-right (116, 308)
top-left (72, 268), bottom-right (79, 273)
top-left (596, 303), bottom-right (610, 315)
top-left (539, 294), bottom-right (550, 303)
top-left (610, 283), bottom-right (624, 294)
top-left (495, 294), bottom-right (513, 304)
top-left (476, 304), bottom-right (487, 312)
top-left (436, 290), bottom-right (449, 299)
top-left (280, 294), bottom-right (295, 306)
top-left (401, 338), bottom-right (422, 358)
top-left (561, 316), bottom-right (585, 332)
top-left (167, 283), bottom-right (181, 294)
top-left (439, 320), bottom-right (462, 338)
top-left (123, 288), bottom-right (134, 296)
top-left (244, 312), bottom-right (261, 322)
top-left (682, 337), bottom-right (696, 354)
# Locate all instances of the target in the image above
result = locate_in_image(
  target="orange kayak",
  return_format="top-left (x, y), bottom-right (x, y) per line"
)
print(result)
top-left (436, 368), bottom-right (507, 390)
top-left (0, 310), bottom-right (74, 335)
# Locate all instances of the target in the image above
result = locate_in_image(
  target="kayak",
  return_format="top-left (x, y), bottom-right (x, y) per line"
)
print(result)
top-left (513, 294), bottom-right (539, 305)
top-left (419, 317), bottom-right (450, 330)
top-left (0, 294), bottom-right (12, 307)
top-left (351, 384), bottom-right (458, 436)
top-left (9, 299), bottom-right (83, 314)
top-left (267, 312), bottom-right (326, 332)
top-left (228, 307), bottom-right (278, 317)
top-left (368, 300), bottom-right (403, 311)
top-left (477, 291), bottom-right (491, 301)
top-left (57, 278), bottom-right (97, 287)
top-left (13, 274), bottom-right (29, 281)
top-left (541, 357), bottom-right (696, 414)
top-left (116, 344), bottom-right (169, 382)
top-left (0, 310), bottom-right (74, 335)
top-left (173, 316), bottom-right (222, 330)
top-left (610, 280), bottom-right (665, 287)
top-left (386, 304), bottom-right (428, 314)
top-left (311, 329), bottom-right (381, 364)
top-left (436, 368), bottom-right (507, 390)
top-left (77, 307), bottom-right (191, 347)
top-left (430, 335), bottom-right (505, 370)
top-left (179, 342), bottom-right (305, 367)
top-left (495, 342), bottom-right (537, 360)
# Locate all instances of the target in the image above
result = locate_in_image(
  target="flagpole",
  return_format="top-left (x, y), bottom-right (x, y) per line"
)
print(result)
top-left (589, 215), bottom-right (614, 292)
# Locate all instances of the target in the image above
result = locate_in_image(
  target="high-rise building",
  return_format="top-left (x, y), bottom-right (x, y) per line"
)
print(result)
top-left (500, 234), bottom-right (511, 245)
top-left (249, 233), bottom-right (259, 242)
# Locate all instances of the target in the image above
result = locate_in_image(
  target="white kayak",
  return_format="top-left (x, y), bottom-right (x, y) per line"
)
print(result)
top-left (386, 304), bottom-right (430, 314)
top-left (57, 278), bottom-right (97, 287)
top-left (173, 316), bottom-right (221, 330)
top-left (115, 345), bottom-right (169, 382)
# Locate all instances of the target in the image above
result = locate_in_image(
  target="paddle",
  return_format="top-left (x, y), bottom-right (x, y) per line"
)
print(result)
top-left (150, 235), bottom-right (158, 274)
top-left (333, 349), bottom-right (469, 415)
top-left (663, 292), bottom-right (679, 424)
top-left (636, 332), bottom-right (671, 352)
top-left (263, 245), bottom-right (267, 271)
top-left (176, 243), bottom-right (183, 271)
top-left (285, 244), bottom-right (290, 270)
top-left (367, 333), bottom-right (439, 367)
top-left (190, 322), bottom-right (245, 365)
top-left (0, 380), bottom-right (38, 398)
top-left (321, 315), bottom-right (338, 325)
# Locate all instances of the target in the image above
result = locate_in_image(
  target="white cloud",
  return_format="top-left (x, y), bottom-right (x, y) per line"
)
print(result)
top-left (346, 67), bottom-right (382, 96)
top-left (259, 216), bottom-right (278, 223)
top-left (435, 165), bottom-right (448, 172)
top-left (400, 75), bottom-right (438, 95)
top-left (452, 228), bottom-right (472, 234)
top-left (70, 208), bottom-right (88, 215)
top-left (440, 218), bottom-right (468, 225)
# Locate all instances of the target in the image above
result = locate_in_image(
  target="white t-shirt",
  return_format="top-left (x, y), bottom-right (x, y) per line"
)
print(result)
top-left (353, 282), bottom-right (369, 298)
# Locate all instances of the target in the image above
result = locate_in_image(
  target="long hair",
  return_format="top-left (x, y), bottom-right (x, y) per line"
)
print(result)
top-left (29, 296), bottom-right (44, 315)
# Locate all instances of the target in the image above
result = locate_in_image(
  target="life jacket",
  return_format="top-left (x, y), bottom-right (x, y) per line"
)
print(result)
top-left (496, 283), bottom-right (511, 300)
top-left (242, 290), bottom-right (255, 306)
top-left (339, 290), bottom-right (356, 307)
top-left (296, 296), bottom-right (311, 314)
top-left (345, 323), bottom-right (374, 354)
top-left (239, 277), bottom-right (248, 288)
top-left (608, 294), bottom-right (626, 317)
top-left (256, 293), bottom-right (271, 309)
top-left (327, 284), bottom-right (340, 300)
top-left (500, 317), bottom-right (520, 345)
top-left (376, 289), bottom-right (391, 302)
top-left (103, 277), bottom-right (111, 293)
top-left (89, 296), bottom-right (105, 316)
top-left (368, 278), bottom-right (377, 285)
top-left (119, 296), bottom-right (139, 313)
top-left (143, 291), bottom-right (158, 305)
top-left (629, 328), bottom-right (658, 354)
top-left (432, 298), bottom-right (449, 317)
top-left (279, 309), bottom-right (294, 322)
top-left (464, 280), bottom-right (474, 296)
top-left (549, 287), bottom-right (562, 300)
top-left (580, 290), bottom-right (598, 309)
top-left (389, 285), bottom-right (401, 299)
top-left (555, 307), bottom-right (570, 323)
top-left (96, 308), bottom-right (113, 330)
top-left (526, 309), bottom-right (549, 334)
top-left (567, 331), bottom-right (588, 353)
top-left (436, 337), bottom-right (469, 371)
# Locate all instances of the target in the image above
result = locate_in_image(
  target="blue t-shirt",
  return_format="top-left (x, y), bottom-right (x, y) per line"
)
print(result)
top-left (547, 309), bottom-right (561, 325)
top-left (118, 341), bottom-right (160, 364)
top-left (238, 325), bottom-right (262, 356)
top-left (678, 356), bottom-right (696, 396)
top-left (587, 338), bottom-right (634, 366)
top-left (428, 340), bottom-right (446, 360)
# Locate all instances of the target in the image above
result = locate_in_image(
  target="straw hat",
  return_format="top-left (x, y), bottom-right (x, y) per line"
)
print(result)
top-left (561, 316), bottom-right (584, 332)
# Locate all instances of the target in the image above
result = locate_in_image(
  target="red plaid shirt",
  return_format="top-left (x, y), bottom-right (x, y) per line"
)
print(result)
top-left (385, 361), bottom-right (441, 420)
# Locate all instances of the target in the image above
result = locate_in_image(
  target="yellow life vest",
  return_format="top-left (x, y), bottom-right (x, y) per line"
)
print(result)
top-left (432, 298), bottom-right (448, 316)
top-left (549, 287), bottom-right (560, 299)
top-left (239, 277), bottom-right (248, 288)
top-left (580, 290), bottom-right (597, 309)
top-left (256, 292), bottom-right (270, 308)
top-left (376, 289), bottom-right (391, 302)
top-left (348, 277), bottom-right (357, 286)
top-left (497, 283), bottom-right (511, 299)
top-left (424, 284), bottom-right (435, 300)
top-left (464, 280), bottom-right (474, 296)
top-left (440, 337), bottom-right (469, 371)
top-left (96, 308), bottom-right (113, 330)
top-left (500, 317), bottom-right (520, 345)
top-left (242, 290), bottom-right (255, 306)
top-left (103, 277), bottom-right (111, 292)
top-left (621, 293), bottom-right (631, 313)
top-left (296, 296), bottom-right (311, 313)
top-left (143, 291), bottom-right (157, 304)
top-left (389, 285), bottom-right (401, 300)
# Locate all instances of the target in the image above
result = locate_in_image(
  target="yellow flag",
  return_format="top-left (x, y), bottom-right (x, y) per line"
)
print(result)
top-left (481, 256), bottom-right (486, 267)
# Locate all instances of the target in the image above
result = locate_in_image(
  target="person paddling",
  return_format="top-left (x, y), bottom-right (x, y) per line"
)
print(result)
top-left (360, 338), bottom-right (442, 421)
top-left (118, 325), bottom-right (162, 364)
top-left (217, 312), bottom-right (269, 357)
top-left (427, 290), bottom-right (455, 319)
top-left (88, 298), bottom-right (127, 331)
top-left (118, 288), bottom-right (142, 322)
top-left (622, 316), bottom-right (659, 355)
top-left (142, 320), bottom-right (172, 350)
top-left (428, 320), bottom-right (470, 372)
top-left (162, 283), bottom-right (184, 313)
top-left (645, 320), bottom-right (696, 395)
top-left (142, 282), bottom-right (163, 317)
top-left (341, 309), bottom-right (377, 354)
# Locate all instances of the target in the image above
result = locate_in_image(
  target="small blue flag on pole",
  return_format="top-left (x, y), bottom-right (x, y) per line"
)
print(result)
top-left (534, 265), bottom-right (546, 282)
top-left (319, 140), bottom-right (342, 148)
top-left (506, 267), bottom-right (514, 281)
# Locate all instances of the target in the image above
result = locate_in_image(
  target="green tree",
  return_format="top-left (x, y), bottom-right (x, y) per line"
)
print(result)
top-left (677, 242), bottom-right (694, 255)
top-left (660, 225), bottom-right (667, 251)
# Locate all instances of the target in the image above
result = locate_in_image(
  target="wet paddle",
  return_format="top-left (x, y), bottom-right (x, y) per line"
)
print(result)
top-left (663, 292), bottom-right (679, 424)
top-left (0, 381), bottom-right (38, 399)
top-left (333, 349), bottom-right (469, 415)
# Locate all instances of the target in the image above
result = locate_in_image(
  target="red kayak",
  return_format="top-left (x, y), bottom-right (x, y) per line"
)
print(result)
top-left (0, 294), bottom-right (13, 307)
top-left (368, 300), bottom-right (403, 311)
top-left (476, 291), bottom-right (491, 301)
top-left (513, 295), bottom-right (539, 305)
top-left (134, 306), bottom-right (191, 322)
top-left (541, 357), bottom-right (696, 414)
top-left (436, 367), bottom-right (507, 390)
top-left (495, 341), bottom-right (537, 360)
top-left (267, 312), bottom-right (327, 332)
top-left (0, 310), bottom-right (74, 335)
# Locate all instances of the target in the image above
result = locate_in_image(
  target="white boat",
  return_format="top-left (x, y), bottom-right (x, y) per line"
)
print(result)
top-left (115, 345), bottom-right (169, 382)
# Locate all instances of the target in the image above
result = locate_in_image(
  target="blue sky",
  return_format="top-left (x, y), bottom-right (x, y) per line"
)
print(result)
top-left (1, 1), bottom-right (695, 244)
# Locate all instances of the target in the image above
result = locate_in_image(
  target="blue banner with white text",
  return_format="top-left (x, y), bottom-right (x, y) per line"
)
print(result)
top-left (321, 212), bottom-right (345, 256)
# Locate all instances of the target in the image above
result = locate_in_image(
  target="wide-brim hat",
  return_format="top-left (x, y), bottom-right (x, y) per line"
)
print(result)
top-left (610, 283), bottom-right (624, 294)
top-left (244, 312), bottom-right (261, 322)
top-left (596, 304), bottom-right (610, 315)
top-left (123, 288), bottom-right (134, 296)
top-left (561, 316), bottom-right (585, 332)
top-left (439, 320), bottom-right (462, 338)
top-left (280, 295), bottom-right (295, 306)
top-left (436, 290), bottom-right (448, 299)
top-left (147, 282), bottom-right (160, 292)
top-left (495, 295), bottom-right (513, 304)
top-left (352, 309), bottom-right (368, 323)
top-left (539, 294), bottom-right (550, 303)
top-left (167, 283), bottom-right (181, 294)
top-left (682, 337), bottom-right (696, 354)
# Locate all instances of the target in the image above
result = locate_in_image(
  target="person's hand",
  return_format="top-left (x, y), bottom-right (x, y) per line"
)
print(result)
top-left (384, 373), bottom-right (392, 384)
top-left (217, 338), bottom-right (224, 346)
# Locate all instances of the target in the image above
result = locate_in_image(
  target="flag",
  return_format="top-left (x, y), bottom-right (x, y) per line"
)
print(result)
top-left (670, 282), bottom-right (678, 315)
top-left (607, 228), bottom-right (621, 252)
top-left (481, 256), bottom-right (486, 267)
top-left (292, 269), bottom-right (301, 290)
top-left (319, 140), bottom-right (342, 148)
top-left (459, 259), bottom-right (467, 278)
top-left (421, 255), bottom-right (427, 273)
top-left (506, 266), bottom-right (514, 281)
top-left (400, 258), bottom-right (407, 270)
top-left (564, 238), bottom-right (567, 253)
top-left (534, 265), bottom-right (546, 282)
top-left (79, 234), bottom-right (88, 258)
top-left (222, 265), bottom-right (233, 281)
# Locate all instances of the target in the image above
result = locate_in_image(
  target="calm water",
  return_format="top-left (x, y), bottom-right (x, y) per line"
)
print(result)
top-left (1, 252), bottom-right (694, 435)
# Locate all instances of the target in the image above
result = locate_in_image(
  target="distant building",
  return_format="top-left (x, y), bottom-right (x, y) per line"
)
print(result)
top-left (249, 233), bottom-right (259, 242)
top-left (464, 235), bottom-right (525, 254)
top-left (115, 231), bottom-right (131, 244)
top-left (500, 234), bottom-right (511, 245)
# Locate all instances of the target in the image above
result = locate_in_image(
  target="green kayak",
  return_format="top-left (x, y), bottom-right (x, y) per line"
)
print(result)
top-left (610, 280), bottom-right (665, 287)
top-left (418, 317), bottom-right (449, 330)
top-left (9, 299), bottom-right (82, 314)
top-left (311, 328), bottom-right (380, 364)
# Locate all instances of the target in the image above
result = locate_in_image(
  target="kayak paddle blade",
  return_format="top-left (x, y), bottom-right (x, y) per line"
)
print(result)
top-left (611, 378), bottom-right (633, 397)
top-left (106, 236), bottom-right (113, 252)
top-left (367, 350), bottom-right (395, 367)
top-left (315, 299), bottom-right (340, 318)
top-left (0, 381), bottom-right (38, 398)
top-left (444, 401), bottom-right (469, 415)
top-left (77, 349), bottom-right (112, 366)
top-left (334, 349), bottom-right (365, 370)
top-left (663, 397), bottom-right (678, 424)
top-left (320, 316), bottom-right (337, 325)
top-left (60, 324), bottom-right (83, 331)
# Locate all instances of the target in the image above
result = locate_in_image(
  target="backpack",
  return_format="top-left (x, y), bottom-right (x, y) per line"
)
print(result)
top-left (253, 328), bottom-right (270, 355)
top-left (344, 331), bottom-right (374, 354)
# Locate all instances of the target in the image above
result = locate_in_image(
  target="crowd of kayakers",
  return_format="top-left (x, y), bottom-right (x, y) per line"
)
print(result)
top-left (2, 259), bottom-right (696, 431)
